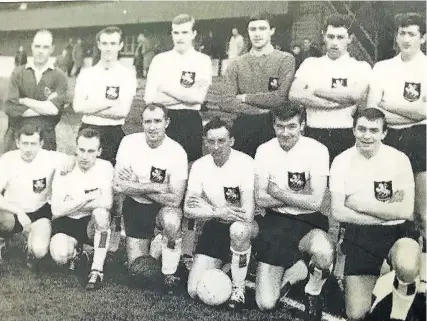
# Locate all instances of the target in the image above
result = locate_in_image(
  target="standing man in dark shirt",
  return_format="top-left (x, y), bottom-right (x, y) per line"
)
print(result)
top-left (222, 12), bottom-right (295, 158)
top-left (301, 37), bottom-right (322, 61)
top-left (3, 29), bottom-right (68, 152)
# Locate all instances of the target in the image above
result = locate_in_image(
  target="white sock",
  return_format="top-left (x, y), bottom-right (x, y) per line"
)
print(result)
top-left (304, 260), bottom-right (332, 296)
top-left (391, 276), bottom-right (417, 320)
top-left (161, 237), bottom-right (182, 275)
top-left (231, 246), bottom-right (251, 288)
top-left (150, 233), bottom-right (163, 260)
top-left (91, 230), bottom-right (111, 272)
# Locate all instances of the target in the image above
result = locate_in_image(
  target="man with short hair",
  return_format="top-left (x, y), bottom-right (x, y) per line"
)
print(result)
top-left (185, 117), bottom-right (257, 309)
top-left (50, 128), bottom-right (114, 291)
top-left (73, 26), bottom-right (137, 166)
top-left (114, 104), bottom-right (188, 287)
top-left (144, 13), bottom-right (212, 164)
top-left (367, 12), bottom-right (426, 294)
top-left (4, 29), bottom-right (68, 152)
top-left (254, 103), bottom-right (334, 320)
top-left (330, 108), bottom-right (417, 321)
top-left (301, 37), bottom-right (321, 61)
top-left (144, 14), bottom-right (212, 260)
top-left (0, 124), bottom-right (70, 269)
top-left (289, 14), bottom-right (372, 164)
top-left (222, 12), bottom-right (295, 158)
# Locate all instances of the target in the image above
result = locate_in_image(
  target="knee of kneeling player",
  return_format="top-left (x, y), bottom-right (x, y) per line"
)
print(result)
top-left (161, 207), bottom-right (182, 239)
top-left (230, 221), bottom-right (252, 249)
top-left (256, 293), bottom-right (278, 311)
top-left (92, 208), bottom-right (111, 231)
top-left (308, 231), bottom-right (334, 269)
top-left (391, 238), bottom-right (421, 283)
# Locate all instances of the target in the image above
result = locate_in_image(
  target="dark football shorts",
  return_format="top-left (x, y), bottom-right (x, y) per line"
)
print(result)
top-left (52, 215), bottom-right (92, 245)
top-left (122, 197), bottom-right (162, 239)
top-left (342, 221), bottom-right (418, 276)
top-left (12, 203), bottom-right (52, 234)
top-left (232, 112), bottom-right (275, 158)
top-left (305, 127), bottom-right (354, 165)
top-left (195, 219), bottom-right (232, 262)
top-left (166, 109), bottom-right (203, 162)
top-left (255, 209), bottom-right (329, 269)
top-left (79, 123), bottom-right (125, 166)
top-left (384, 124), bottom-right (426, 173)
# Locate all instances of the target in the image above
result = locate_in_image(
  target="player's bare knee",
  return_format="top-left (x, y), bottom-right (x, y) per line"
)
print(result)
top-left (161, 207), bottom-right (182, 240)
top-left (0, 210), bottom-right (16, 233)
top-left (92, 208), bottom-right (110, 231)
top-left (390, 238), bottom-right (421, 283)
top-left (230, 221), bottom-right (252, 250)
top-left (302, 229), bottom-right (334, 269)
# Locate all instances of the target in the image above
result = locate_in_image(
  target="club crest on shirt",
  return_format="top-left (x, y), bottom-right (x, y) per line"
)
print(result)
top-left (105, 86), bottom-right (120, 100)
top-left (33, 178), bottom-right (46, 193)
top-left (268, 77), bottom-right (279, 91)
top-left (331, 78), bottom-right (348, 88)
top-left (180, 71), bottom-right (195, 88)
top-left (374, 181), bottom-right (393, 202)
top-left (288, 172), bottom-right (306, 192)
top-left (224, 187), bottom-right (241, 204)
top-left (150, 166), bottom-right (166, 183)
top-left (44, 86), bottom-right (52, 99)
top-left (403, 82), bottom-right (421, 102)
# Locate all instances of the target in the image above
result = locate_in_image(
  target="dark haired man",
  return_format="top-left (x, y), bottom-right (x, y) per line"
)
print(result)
top-left (289, 14), bottom-right (372, 164)
top-left (185, 117), bottom-right (257, 308)
top-left (222, 12), bottom-right (295, 158)
top-left (330, 108), bottom-right (417, 321)
top-left (254, 103), bottom-right (333, 320)
top-left (368, 13), bottom-right (426, 294)
top-left (0, 125), bottom-right (71, 269)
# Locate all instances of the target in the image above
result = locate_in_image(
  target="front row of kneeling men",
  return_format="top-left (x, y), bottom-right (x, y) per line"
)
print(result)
top-left (0, 102), bottom-right (424, 320)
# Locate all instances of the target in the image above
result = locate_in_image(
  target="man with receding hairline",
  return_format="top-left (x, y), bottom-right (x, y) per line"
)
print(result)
top-left (4, 29), bottom-right (68, 152)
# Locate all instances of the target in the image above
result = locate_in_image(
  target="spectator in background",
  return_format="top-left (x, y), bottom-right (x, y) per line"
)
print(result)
top-left (301, 37), bottom-right (321, 61)
top-left (72, 38), bottom-right (84, 77)
top-left (54, 49), bottom-right (68, 73)
top-left (134, 33), bottom-right (145, 78)
top-left (14, 45), bottom-right (27, 67)
top-left (199, 30), bottom-right (215, 58)
top-left (227, 28), bottom-right (245, 60)
top-left (291, 44), bottom-right (303, 70)
top-left (65, 38), bottom-right (74, 77)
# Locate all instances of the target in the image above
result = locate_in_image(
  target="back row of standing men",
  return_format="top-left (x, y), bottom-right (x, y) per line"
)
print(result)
top-left (0, 11), bottom-right (425, 321)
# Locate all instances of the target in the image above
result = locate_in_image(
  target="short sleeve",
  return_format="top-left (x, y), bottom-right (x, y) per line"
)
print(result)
top-left (311, 144), bottom-right (330, 176)
top-left (294, 57), bottom-right (312, 79)
top-left (114, 136), bottom-right (130, 171)
top-left (0, 153), bottom-right (11, 192)
top-left (186, 160), bottom-right (204, 196)
top-left (170, 146), bottom-right (188, 183)
top-left (254, 145), bottom-right (271, 180)
top-left (396, 153), bottom-right (415, 190)
top-left (241, 157), bottom-right (255, 194)
top-left (329, 155), bottom-right (346, 193)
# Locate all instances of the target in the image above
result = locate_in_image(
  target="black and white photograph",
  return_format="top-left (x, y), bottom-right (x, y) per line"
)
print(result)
top-left (0, 1), bottom-right (425, 320)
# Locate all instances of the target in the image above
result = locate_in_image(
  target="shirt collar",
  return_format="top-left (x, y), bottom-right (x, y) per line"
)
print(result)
top-left (25, 60), bottom-right (55, 72)
top-left (250, 44), bottom-right (275, 57)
